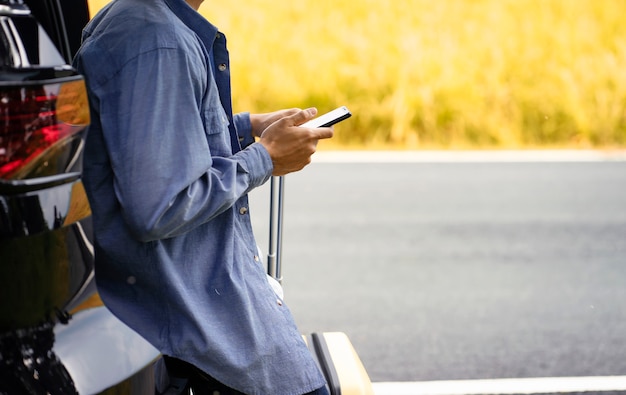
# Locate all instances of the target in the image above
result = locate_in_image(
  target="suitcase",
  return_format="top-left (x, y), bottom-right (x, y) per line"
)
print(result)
top-left (268, 176), bottom-right (375, 395)
top-left (304, 332), bottom-right (375, 395)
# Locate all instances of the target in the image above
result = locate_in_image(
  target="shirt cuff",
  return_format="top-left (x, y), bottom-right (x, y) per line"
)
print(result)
top-left (235, 142), bottom-right (273, 188)
top-left (234, 112), bottom-right (255, 148)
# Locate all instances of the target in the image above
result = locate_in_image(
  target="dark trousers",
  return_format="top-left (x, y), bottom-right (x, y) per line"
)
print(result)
top-left (163, 356), bottom-right (329, 395)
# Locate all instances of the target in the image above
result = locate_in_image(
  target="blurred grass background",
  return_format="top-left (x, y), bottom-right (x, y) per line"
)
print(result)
top-left (88, 0), bottom-right (626, 150)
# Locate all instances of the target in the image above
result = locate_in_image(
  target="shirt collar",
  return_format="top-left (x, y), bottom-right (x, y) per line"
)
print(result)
top-left (162, 0), bottom-right (219, 46)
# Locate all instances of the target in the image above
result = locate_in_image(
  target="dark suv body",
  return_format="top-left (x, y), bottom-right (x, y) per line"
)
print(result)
top-left (0, 1), bottom-right (162, 393)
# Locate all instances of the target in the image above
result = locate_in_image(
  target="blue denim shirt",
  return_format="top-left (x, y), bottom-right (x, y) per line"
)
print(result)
top-left (73, 0), bottom-right (325, 394)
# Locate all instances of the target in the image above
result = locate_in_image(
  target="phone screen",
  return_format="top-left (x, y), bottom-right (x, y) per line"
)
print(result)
top-left (301, 106), bottom-right (351, 128)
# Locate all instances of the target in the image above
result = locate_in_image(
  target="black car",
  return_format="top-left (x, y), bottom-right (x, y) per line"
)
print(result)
top-left (0, 1), bottom-right (165, 393)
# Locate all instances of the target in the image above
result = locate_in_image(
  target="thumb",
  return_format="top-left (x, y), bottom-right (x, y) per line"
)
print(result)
top-left (290, 107), bottom-right (318, 126)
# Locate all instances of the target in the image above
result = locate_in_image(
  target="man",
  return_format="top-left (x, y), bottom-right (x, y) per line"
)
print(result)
top-left (73, 0), bottom-right (332, 393)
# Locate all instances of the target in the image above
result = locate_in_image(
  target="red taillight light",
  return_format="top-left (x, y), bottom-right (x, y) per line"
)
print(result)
top-left (0, 78), bottom-right (90, 180)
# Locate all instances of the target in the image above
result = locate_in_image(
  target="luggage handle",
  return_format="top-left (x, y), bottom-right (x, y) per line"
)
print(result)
top-left (267, 175), bottom-right (285, 284)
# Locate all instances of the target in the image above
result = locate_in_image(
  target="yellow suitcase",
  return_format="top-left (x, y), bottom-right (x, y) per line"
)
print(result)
top-left (303, 332), bottom-right (375, 395)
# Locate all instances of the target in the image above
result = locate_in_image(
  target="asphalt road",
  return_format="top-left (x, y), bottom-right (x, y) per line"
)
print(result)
top-left (247, 152), bottom-right (626, 384)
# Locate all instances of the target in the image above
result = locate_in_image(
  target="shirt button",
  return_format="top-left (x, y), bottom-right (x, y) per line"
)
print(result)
top-left (254, 255), bottom-right (260, 262)
top-left (277, 299), bottom-right (283, 306)
top-left (218, 63), bottom-right (227, 72)
top-left (239, 206), bottom-right (248, 215)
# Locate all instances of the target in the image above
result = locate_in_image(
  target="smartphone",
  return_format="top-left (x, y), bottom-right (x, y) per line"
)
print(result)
top-left (301, 106), bottom-right (352, 128)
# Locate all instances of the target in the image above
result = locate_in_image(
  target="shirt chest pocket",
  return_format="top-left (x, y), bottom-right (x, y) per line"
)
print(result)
top-left (202, 106), bottom-right (232, 157)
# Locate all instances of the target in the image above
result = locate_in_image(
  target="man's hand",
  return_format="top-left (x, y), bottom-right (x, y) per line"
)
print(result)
top-left (250, 109), bottom-right (301, 138)
top-left (258, 108), bottom-right (333, 176)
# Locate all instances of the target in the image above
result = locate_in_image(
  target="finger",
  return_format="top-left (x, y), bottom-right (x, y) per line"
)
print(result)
top-left (281, 108), bottom-right (301, 117)
top-left (289, 107), bottom-right (318, 126)
top-left (313, 126), bottom-right (334, 140)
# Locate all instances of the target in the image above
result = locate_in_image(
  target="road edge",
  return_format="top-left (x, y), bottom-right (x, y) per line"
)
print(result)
top-left (313, 150), bottom-right (626, 163)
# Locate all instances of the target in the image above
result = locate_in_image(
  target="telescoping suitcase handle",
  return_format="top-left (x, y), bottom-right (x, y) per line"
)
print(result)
top-left (266, 175), bottom-right (375, 395)
top-left (267, 175), bottom-right (285, 284)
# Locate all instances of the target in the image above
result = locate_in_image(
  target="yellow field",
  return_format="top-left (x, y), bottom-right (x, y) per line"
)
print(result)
top-left (87, 0), bottom-right (626, 149)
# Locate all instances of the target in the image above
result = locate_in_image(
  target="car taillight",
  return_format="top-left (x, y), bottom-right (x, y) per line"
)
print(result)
top-left (0, 78), bottom-right (90, 180)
